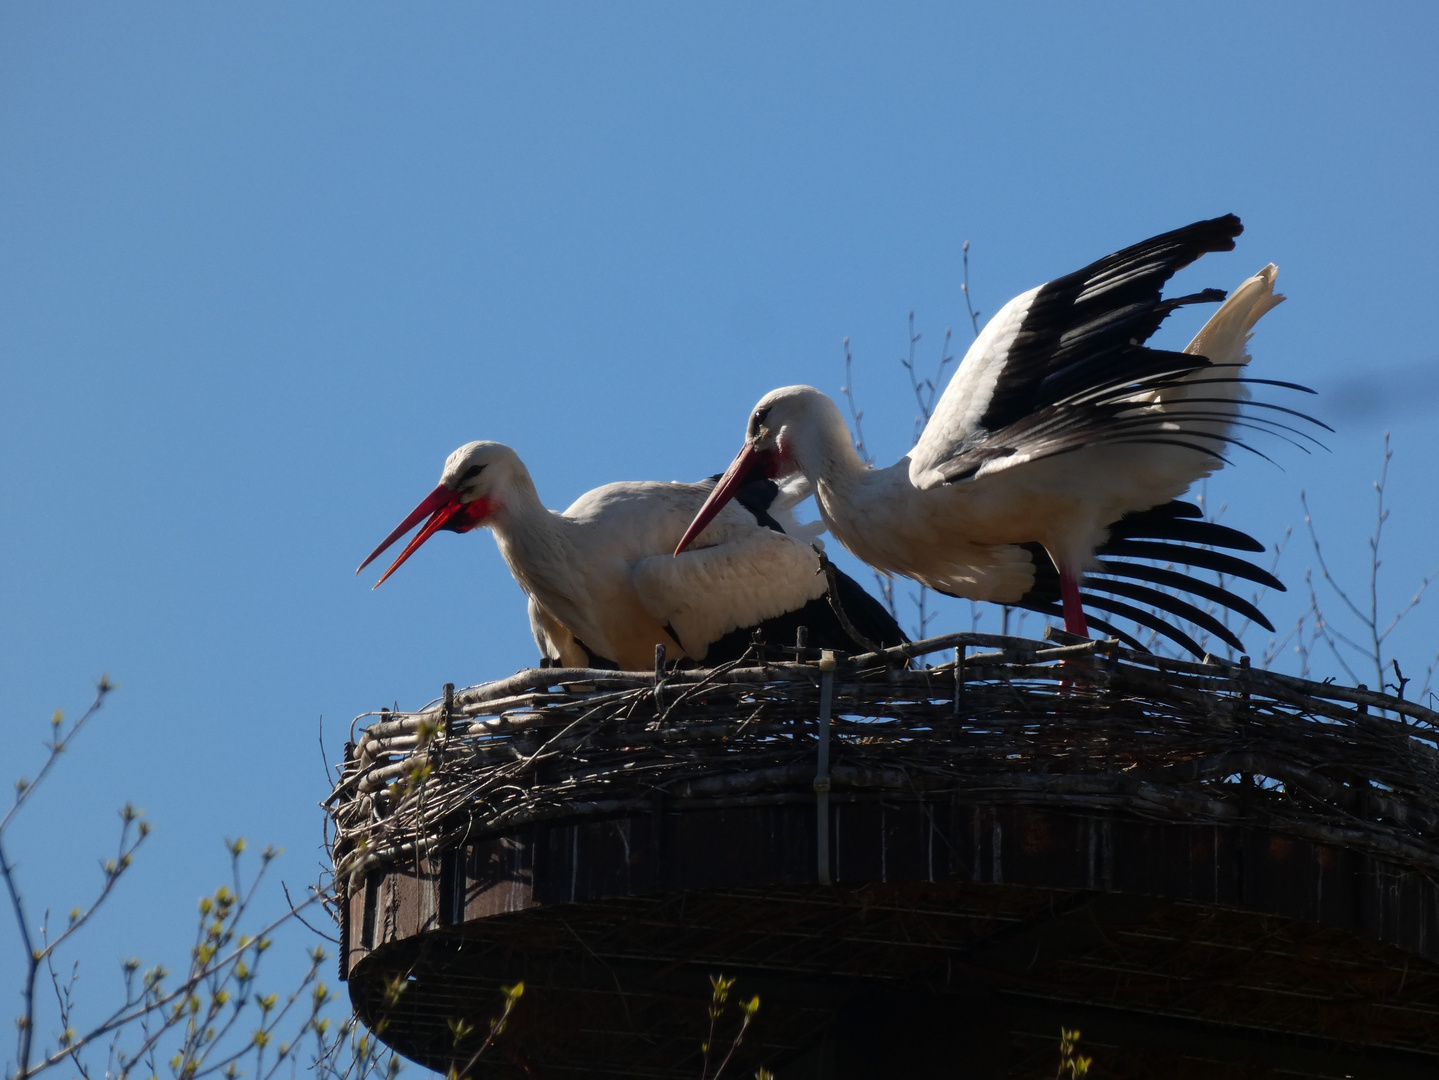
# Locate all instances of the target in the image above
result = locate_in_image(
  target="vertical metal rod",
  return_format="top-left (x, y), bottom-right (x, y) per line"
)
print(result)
top-left (815, 650), bottom-right (836, 884)
top-left (953, 646), bottom-right (964, 716)
top-left (1239, 655), bottom-right (1254, 806)
top-left (338, 738), bottom-right (356, 980)
top-left (442, 683), bottom-right (455, 738)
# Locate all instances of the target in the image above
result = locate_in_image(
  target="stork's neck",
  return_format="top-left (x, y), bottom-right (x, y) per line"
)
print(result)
top-left (782, 396), bottom-right (896, 525)
top-left (483, 466), bottom-right (580, 611)
top-left (779, 394), bottom-right (917, 573)
top-left (782, 396), bottom-right (867, 489)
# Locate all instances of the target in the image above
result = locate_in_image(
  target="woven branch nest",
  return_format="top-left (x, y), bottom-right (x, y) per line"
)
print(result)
top-left (328, 631), bottom-right (1439, 883)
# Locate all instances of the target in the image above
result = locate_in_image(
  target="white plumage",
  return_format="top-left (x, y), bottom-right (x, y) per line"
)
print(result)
top-left (679, 217), bottom-right (1311, 643)
top-left (902, 262), bottom-right (1285, 580)
top-left (358, 441), bottom-right (898, 670)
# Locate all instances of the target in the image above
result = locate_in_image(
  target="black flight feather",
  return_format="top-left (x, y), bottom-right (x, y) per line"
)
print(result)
top-left (1098, 540), bottom-right (1284, 591)
top-left (999, 501), bottom-right (1282, 657)
top-left (976, 214), bottom-right (1243, 434)
top-left (1076, 578), bottom-right (1246, 652)
top-left (1105, 505), bottom-right (1266, 552)
top-left (1091, 561), bottom-right (1276, 632)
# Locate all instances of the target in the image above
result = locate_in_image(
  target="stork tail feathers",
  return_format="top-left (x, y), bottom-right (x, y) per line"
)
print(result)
top-left (1011, 500), bottom-right (1282, 658)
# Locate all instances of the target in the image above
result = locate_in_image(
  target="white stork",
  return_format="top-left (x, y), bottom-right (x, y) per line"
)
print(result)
top-left (678, 216), bottom-right (1322, 655)
top-left (357, 441), bottom-right (906, 670)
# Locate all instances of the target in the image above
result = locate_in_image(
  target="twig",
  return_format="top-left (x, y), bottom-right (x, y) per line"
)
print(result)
top-left (839, 337), bottom-right (874, 467)
top-left (820, 553), bottom-right (888, 656)
top-left (838, 338), bottom-right (899, 620)
top-left (3, 678), bottom-right (115, 1080)
top-left (961, 239), bottom-right (981, 340)
top-left (449, 982), bottom-right (524, 1080)
top-left (1300, 435), bottom-right (1439, 693)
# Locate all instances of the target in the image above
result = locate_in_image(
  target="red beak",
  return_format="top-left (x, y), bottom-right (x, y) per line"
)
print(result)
top-left (357, 483), bottom-right (465, 589)
top-left (674, 443), bottom-right (762, 556)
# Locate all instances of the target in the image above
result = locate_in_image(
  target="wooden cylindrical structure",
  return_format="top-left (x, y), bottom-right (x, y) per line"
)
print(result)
top-left (330, 635), bottom-right (1439, 1078)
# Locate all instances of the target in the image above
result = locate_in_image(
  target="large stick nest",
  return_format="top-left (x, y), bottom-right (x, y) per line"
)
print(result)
top-left (327, 632), bottom-right (1439, 881)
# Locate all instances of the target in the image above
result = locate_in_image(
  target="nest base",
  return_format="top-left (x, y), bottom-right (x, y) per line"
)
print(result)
top-left (345, 799), bottom-right (1439, 1078)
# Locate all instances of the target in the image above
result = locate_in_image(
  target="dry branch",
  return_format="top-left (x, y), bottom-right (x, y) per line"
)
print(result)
top-left (330, 634), bottom-right (1439, 883)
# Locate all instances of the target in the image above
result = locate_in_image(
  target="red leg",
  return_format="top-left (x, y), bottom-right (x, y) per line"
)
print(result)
top-left (1059, 570), bottom-right (1089, 638)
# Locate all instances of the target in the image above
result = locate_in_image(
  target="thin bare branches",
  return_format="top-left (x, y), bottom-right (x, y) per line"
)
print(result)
top-left (839, 336), bottom-right (874, 468)
top-left (840, 336), bottom-right (897, 619)
top-left (2, 677), bottom-right (116, 1080)
top-left (898, 310), bottom-right (955, 444)
top-left (3, 684), bottom-right (407, 1080)
top-left (445, 981), bottom-right (524, 1080)
top-left (961, 239), bottom-right (981, 340)
top-left (838, 241), bottom-right (989, 641)
top-left (698, 975), bottom-right (761, 1080)
top-left (1300, 434), bottom-right (1439, 692)
top-left (3, 677), bottom-right (112, 837)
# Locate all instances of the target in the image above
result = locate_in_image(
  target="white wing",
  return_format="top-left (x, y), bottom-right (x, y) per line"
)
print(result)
top-left (630, 527), bottom-right (828, 661)
top-left (908, 286), bottom-right (1040, 487)
top-left (556, 477), bottom-right (832, 664)
top-left (908, 216), bottom-right (1248, 490)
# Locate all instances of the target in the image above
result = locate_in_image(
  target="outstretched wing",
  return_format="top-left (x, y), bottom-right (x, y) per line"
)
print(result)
top-left (909, 215), bottom-right (1249, 488)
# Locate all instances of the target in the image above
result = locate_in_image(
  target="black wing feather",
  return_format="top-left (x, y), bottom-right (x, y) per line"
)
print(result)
top-left (1100, 540), bottom-right (1285, 591)
top-left (1078, 578), bottom-right (1245, 652)
top-left (701, 566), bottom-right (908, 664)
top-left (977, 215), bottom-right (1242, 434)
top-left (1004, 501), bottom-right (1281, 657)
top-left (1092, 561), bottom-right (1276, 632)
top-left (935, 215), bottom-right (1321, 485)
top-left (1012, 592), bottom-right (1206, 658)
top-left (1105, 503), bottom-right (1265, 552)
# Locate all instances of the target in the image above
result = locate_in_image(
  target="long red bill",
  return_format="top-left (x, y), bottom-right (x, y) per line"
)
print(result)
top-left (357, 483), bottom-right (463, 587)
top-left (674, 443), bottom-right (760, 556)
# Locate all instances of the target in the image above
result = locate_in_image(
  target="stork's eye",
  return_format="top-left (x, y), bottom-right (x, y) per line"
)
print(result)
top-left (752, 407), bottom-right (771, 427)
top-left (461, 464), bottom-right (486, 482)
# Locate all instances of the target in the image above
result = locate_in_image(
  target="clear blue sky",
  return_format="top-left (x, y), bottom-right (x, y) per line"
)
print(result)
top-left (3, 0), bottom-right (1437, 1037)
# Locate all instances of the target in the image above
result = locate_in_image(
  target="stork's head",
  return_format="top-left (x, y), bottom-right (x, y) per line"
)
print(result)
top-left (357, 441), bottom-right (523, 588)
top-left (674, 385), bottom-right (838, 556)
